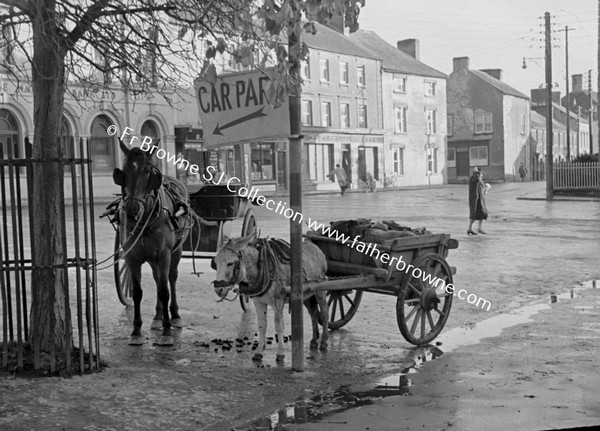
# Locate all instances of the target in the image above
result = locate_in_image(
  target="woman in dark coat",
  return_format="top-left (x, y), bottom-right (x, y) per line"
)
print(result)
top-left (468, 168), bottom-right (488, 235)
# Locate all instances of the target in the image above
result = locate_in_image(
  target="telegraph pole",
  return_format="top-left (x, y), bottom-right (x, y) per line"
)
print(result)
top-left (557, 26), bottom-right (575, 160)
top-left (288, 2), bottom-right (304, 372)
top-left (589, 70), bottom-right (593, 154)
top-left (545, 12), bottom-right (554, 199)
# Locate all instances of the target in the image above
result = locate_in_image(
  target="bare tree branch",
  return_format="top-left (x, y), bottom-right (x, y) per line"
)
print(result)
top-left (0, 0), bottom-right (31, 14)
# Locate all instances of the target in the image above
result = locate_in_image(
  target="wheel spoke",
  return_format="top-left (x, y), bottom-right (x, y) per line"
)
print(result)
top-left (436, 292), bottom-right (451, 298)
top-left (327, 293), bottom-right (335, 307)
top-left (420, 311), bottom-right (426, 339)
top-left (409, 283), bottom-right (422, 296)
top-left (405, 304), bottom-right (418, 321)
top-left (405, 298), bottom-right (420, 304)
top-left (330, 294), bottom-right (338, 322)
top-left (432, 262), bottom-right (441, 279)
top-left (426, 310), bottom-right (435, 330)
top-left (338, 295), bottom-right (346, 320)
top-left (343, 293), bottom-right (355, 307)
top-left (433, 307), bottom-right (446, 317)
top-left (410, 308), bottom-right (421, 335)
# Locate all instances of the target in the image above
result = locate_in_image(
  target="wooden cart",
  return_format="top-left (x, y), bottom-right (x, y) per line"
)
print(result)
top-left (304, 232), bottom-right (459, 345)
top-left (114, 183), bottom-right (258, 309)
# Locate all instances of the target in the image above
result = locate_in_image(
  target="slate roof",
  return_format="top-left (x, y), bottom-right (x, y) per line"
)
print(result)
top-left (531, 109), bottom-right (566, 130)
top-left (303, 23), bottom-right (379, 60)
top-left (348, 30), bottom-right (446, 79)
top-left (471, 69), bottom-right (528, 100)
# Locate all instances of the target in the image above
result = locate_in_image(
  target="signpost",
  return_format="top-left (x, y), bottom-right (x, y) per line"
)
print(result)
top-left (194, 69), bottom-right (290, 146)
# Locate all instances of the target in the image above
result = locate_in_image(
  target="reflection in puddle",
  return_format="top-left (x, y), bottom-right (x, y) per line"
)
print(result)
top-left (550, 279), bottom-right (599, 303)
top-left (239, 345), bottom-right (443, 430)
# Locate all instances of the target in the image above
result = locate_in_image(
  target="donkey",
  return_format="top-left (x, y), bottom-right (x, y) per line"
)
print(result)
top-left (212, 235), bottom-right (329, 362)
top-left (113, 139), bottom-right (192, 346)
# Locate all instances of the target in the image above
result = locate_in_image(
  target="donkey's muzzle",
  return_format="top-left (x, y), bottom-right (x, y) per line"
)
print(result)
top-left (213, 280), bottom-right (232, 288)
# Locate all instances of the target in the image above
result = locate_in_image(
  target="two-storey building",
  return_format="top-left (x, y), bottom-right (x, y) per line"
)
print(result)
top-left (447, 57), bottom-right (531, 182)
top-left (349, 32), bottom-right (447, 186)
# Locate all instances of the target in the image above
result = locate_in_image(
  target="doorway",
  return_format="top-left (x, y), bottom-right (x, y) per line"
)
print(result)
top-left (456, 147), bottom-right (469, 178)
top-left (342, 144), bottom-right (351, 184)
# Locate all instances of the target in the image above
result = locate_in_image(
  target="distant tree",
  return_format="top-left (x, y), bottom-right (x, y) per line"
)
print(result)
top-left (0, 0), bottom-right (363, 370)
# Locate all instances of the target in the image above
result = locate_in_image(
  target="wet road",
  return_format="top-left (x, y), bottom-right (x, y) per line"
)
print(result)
top-left (2, 182), bottom-right (600, 430)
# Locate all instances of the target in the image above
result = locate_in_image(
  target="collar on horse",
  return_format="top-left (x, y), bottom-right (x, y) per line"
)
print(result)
top-left (236, 238), bottom-right (293, 298)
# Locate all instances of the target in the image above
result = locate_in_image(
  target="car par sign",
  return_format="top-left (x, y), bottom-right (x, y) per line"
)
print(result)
top-left (194, 69), bottom-right (290, 146)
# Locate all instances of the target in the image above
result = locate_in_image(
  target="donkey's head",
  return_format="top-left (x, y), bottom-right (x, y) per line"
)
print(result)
top-left (212, 234), bottom-right (258, 299)
top-left (113, 139), bottom-right (162, 219)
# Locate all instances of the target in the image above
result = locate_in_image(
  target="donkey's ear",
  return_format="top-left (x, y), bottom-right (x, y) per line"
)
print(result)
top-left (113, 168), bottom-right (125, 186)
top-left (148, 169), bottom-right (162, 190)
top-left (233, 232), bottom-right (257, 250)
top-left (118, 139), bottom-right (130, 155)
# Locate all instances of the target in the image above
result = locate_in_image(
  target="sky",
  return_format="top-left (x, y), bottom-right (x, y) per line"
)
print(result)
top-left (358, 0), bottom-right (598, 97)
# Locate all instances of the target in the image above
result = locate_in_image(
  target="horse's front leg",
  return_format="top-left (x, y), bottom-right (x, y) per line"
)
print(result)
top-left (273, 298), bottom-right (286, 362)
top-left (304, 296), bottom-right (320, 350)
top-left (152, 259), bottom-right (174, 346)
top-left (128, 264), bottom-right (145, 345)
top-left (315, 292), bottom-right (329, 351)
top-left (253, 300), bottom-right (268, 361)
top-left (150, 269), bottom-right (163, 331)
top-left (168, 248), bottom-right (183, 328)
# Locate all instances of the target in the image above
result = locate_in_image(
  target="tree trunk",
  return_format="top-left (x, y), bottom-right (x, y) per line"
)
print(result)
top-left (29, 0), bottom-right (72, 361)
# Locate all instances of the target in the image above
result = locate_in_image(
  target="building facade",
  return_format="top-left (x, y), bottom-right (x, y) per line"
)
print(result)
top-left (350, 32), bottom-right (447, 186)
top-left (447, 57), bottom-right (531, 183)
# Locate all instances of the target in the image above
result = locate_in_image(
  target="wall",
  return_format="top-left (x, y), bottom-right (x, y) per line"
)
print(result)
top-left (382, 71), bottom-right (447, 186)
top-left (502, 95), bottom-right (531, 181)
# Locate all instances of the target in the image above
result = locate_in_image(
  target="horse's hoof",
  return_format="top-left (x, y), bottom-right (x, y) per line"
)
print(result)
top-left (252, 353), bottom-right (263, 361)
top-left (150, 320), bottom-right (162, 330)
top-left (309, 340), bottom-right (318, 350)
top-left (276, 354), bottom-right (285, 362)
top-left (128, 335), bottom-right (145, 346)
top-left (156, 335), bottom-right (174, 346)
top-left (319, 342), bottom-right (328, 351)
top-left (171, 318), bottom-right (183, 328)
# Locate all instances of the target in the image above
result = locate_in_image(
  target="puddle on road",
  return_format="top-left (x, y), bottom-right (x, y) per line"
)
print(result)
top-left (238, 345), bottom-right (443, 430)
top-left (239, 280), bottom-right (600, 429)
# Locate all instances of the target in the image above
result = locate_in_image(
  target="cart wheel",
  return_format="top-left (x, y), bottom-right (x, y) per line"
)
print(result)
top-left (397, 253), bottom-right (453, 345)
top-left (114, 228), bottom-right (133, 307)
top-left (241, 208), bottom-right (257, 237)
top-left (321, 289), bottom-right (363, 330)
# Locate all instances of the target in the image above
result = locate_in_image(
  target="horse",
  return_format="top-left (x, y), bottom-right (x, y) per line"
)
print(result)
top-left (212, 234), bottom-right (329, 362)
top-left (112, 139), bottom-right (192, 346)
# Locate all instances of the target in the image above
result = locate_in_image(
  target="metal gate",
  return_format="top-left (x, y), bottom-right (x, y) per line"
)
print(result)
top-left (0, 137), bottom-right (99, 374)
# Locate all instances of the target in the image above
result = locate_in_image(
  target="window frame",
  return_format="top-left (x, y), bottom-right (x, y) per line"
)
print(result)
top-left (392, 147), bottom-right (404, 175)
top-left (321, 101), bottom-right (332, 127)
top-left (339, 61), bottom-right (349, 85)
top-left (447, 147), bottom-right (456, 167)
top-left (357, 65), bottom-right (366, 87)
top-left (427, 147), bottom-right (438, 174)
top-left (393, 75), bottom-right (407, 93)
top-left (340, 102), bottom-right (350, 128)
top-left (250, 142), bottom-right (275, 181)
top-left (319, 58), bottom-right (330, 82)
top-left (301, 99), bottom-right (313, 126)
top-left (394, 106), bottom-right (407, 133)
top-left (425, 80), bottom-right (436, 97)
top-left (358, 104), bottom-right (368, 128)
top-left (306, 143), bottom-right (334, 181)
top-left (470, 145), bottom-right (489, 166)
top-left (475, 112), bottom-right (493, 134)
top-left (426, 109), bottom-right (437, 134)
top-left (301, 57), bottom-right (311, 80)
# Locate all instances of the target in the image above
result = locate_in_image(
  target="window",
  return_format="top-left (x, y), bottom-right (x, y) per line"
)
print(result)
top-left (1, 26), bottom-right (14, 66)
top-left (447, 147), bottom-right (456, 167)
top-left (394, 106), bottom-right (407, 133)
top-left (427, 147), bottom-right (438, 174)
top-left (0, 109), bottom-right (20, 159)
top-left (321, 101), bottom-right (331, 127)
top-left (425, 80), bottom-right (436, 96)
top-left (250, 143), bottom-right (275, 180)
top-left (302, 100), bottom-right (313, 126)
top-left (320, 58), bottom-right (329, 82)
top-left (301, 57), bottom-right (311, 79)
top-left (447, 115), bottom-right (453, 136)
top-left (90, 115), bottom-right (115, 173)
top-left (475, 112), bottom-right (493, 133)
top-left (306, 143), bottom-right (334, 181)
top-left (394, 75), bottom-right (406, 93)
top-left (357, 65), bottom-right (366, 86)
top-left (426, 109), bottom-right (437, 134)
top-left (470, 146), bottom-right (488, 166)
top-left (393, 147), bottom-right (404, 175)
top-left (358, 104), bottom-right (368, 128)
top-left (339, 61), bottom-right (349, 84)
top-left (340, 103), bottom-right (350, 128)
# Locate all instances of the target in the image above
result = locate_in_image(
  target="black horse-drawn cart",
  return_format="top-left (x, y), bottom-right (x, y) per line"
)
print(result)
top-left (113, 183), bottom-right (257, 308)
top-left (304, 231), bottom-right (459, 345)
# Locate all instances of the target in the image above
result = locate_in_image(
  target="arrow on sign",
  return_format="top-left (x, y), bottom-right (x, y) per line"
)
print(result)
top-left (212, 107), bottom-right (268, 135)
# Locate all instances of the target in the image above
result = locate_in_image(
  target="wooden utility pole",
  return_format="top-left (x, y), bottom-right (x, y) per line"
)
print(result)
top-left (558, 26), bottom-right (575, 159)
top-left (288, 2), bottom-right (304, 372)
top-left (545, 12), bottom-right (554, 199)
top-left (598, 0), bottom-right (600, 154)
top-left (589, 69), bottom-right (594, 154)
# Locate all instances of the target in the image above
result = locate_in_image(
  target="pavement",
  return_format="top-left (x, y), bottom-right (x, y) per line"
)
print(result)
top-left (2, 181), bottom-right (600, 430)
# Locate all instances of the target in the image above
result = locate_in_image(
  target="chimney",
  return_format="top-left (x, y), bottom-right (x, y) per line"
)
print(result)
top-left (572, 74), bottom-right (583, 93)
top-left (397, 39), bottom-right (420, 60)
top-left (480, 69), bottom-right (503, 81)
top-left (323, 1), bottom-right (345, 34)
top-left (452, 57), bottom-right (470, 74)
top-left (552, 91), bottom-right (561, 104)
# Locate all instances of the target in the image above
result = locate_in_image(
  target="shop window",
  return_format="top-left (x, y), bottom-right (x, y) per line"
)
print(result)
top-left (251, 143), bottom-right (275, 180)
top-left (90, 115), bottom-right (115, 173)
top-left (306, 143), bottom-right (333, 181)
top-left (470, 145), bottom-right (488, 166)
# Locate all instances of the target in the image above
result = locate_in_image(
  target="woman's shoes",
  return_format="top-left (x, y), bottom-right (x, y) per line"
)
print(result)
top-left (467, 230), bottom-right (477, 235)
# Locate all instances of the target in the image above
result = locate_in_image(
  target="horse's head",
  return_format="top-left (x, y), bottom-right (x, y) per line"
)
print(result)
top-left (212, 234), bottom-right (258, 298)
top-left (112, 139), bottom-right (162, 219)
